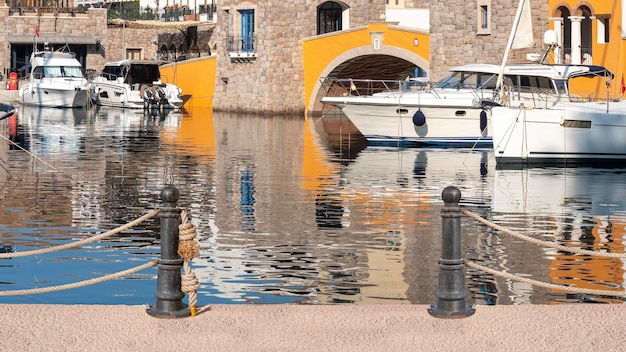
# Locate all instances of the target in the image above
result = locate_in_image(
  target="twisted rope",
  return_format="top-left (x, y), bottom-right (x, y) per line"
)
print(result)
top-left (0, 260), bottom-right (157, 296)
top-left (462, 209), bottom-right (626, 258)
top-left (462, 208), bottom-right (626, 298)
top-left (0, 209), bottom-right (161, 259)
top-left (465, 260), bottom-right (626, 298)
top-left (178, 210), bottom-right (200, 316)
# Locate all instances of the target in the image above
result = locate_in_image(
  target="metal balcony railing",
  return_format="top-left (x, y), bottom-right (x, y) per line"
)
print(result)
top-left (227, 35), bottom-right (256, 56)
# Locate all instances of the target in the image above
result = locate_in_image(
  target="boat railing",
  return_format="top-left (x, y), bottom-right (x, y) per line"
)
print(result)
top-left (93, 72), bottom-right (119, 82)
top-left (320, 77), bottom-right (434, 98)
top-left (501, 85), bottom-right (626, 112)
top-left (38, 76), bottom-right (88, 89)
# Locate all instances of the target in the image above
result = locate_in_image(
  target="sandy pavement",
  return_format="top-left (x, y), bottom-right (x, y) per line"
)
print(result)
top-left (1, 304), bottom-right (625, 351)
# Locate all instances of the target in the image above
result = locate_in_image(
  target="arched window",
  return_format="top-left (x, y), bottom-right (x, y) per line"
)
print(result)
top-left (558, 7), bottom-right (571, 62)
top-left (580, 6), bottom-right (593, 64)
top-left (318, 2), bottom-right (344, 35)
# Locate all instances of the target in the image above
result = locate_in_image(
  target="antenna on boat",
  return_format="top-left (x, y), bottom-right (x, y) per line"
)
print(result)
top-left (539, 30), bottom-right (558, 64)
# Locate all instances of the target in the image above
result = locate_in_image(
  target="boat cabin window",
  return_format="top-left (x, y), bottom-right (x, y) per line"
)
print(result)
top-left (503, 75), bottom-right (556, 94)
top-left (128, 64), bottom-right (161, 84)
top-left (553, 80), bottom-right (567, 95)
top-left (102, 65), bottom-right (123, 81)
top-left (35, 66), bottom-right (84, 78)
top-left (435, 71), bottom-right (498, 90)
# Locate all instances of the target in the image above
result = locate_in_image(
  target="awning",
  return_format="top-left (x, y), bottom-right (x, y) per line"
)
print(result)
top-left (7, 34), bottom-right (97, 45)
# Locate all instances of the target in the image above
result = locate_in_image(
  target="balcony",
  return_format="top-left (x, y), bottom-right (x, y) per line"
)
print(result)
top-left (561, 46), bottom-right (593, 65)
top-left (227, 35), bottom-right (257, 62)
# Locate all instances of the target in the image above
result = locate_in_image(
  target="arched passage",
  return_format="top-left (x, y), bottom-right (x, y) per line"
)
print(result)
top-left (307, 47), bottom-right (429, 113)
top-left (303, 23), bottom-right (430, 114)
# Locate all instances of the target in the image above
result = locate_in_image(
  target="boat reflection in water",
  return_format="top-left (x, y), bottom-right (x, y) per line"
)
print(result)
top-left (489, 166), bottom-right (626, 304)
top-left (1, 107), bottom-right (625, 305)
top-left (16, 105), bottom-right (92, 155)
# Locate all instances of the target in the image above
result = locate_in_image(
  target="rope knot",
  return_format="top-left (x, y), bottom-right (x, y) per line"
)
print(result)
top-left (178, 210), bottom-right (201, 316)
top-left (178, 210), bottom-right (200, 260)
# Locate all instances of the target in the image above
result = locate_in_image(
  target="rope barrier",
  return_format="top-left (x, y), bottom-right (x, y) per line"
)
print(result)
top-left (0, 260), bottom-right (157, 296)
top-left (0, 209), bottom-right (160, 259)
top-left (462, 209), bottom-right (626, 258)
top-left (465, 260), bottom-right (626, 298)
top-left (462, 208), bottom-right (626, 298)
top-left (178, 210), bottom-right (200, 316)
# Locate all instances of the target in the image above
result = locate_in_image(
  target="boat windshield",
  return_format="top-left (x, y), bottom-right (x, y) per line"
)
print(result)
top-left (33, 66), bottom-right (85, 79)
top-left (435, 71), bottom-right (498, 90)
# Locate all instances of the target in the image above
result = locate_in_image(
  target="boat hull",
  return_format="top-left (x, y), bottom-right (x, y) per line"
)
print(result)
top-left (91, 81), bottom-right (183, 110)
top-left (322, 96), bottom-right (491, 147)
top-left (19, 82), bottom-right (90, 108)
top-left (491, 105), bottom-right (626, 164)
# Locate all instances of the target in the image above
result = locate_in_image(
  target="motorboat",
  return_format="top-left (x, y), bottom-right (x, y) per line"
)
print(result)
top-left (319, 62), bottom-right (586, 147)
top-left (18, 43), bottom-right (91, 108)
top-left (320, 66), bottom-right (496, 147)
top-left (490, 2), bottom-right (626, 164)
top-left (90, 60), bottom-right (183, 110)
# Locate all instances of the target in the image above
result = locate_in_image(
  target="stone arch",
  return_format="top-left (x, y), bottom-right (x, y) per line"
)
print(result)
top-left (573, 1), bottom-right (595, 16)
top-left (168, 43), bottom-right (177, 62)
top-left (200, 42), bottom-right (212, 57)
top-left (551, 2), bottom-right (573, 17)
top-left (308, 46), bottom-right (429, 113)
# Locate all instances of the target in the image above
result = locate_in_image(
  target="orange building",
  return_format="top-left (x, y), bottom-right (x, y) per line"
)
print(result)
top-left (548, 1), bottom-right (626, 99)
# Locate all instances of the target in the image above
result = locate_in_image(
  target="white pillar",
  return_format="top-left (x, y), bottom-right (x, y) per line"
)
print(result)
top-left (549, 17), bottom-right (563, 64)
top-left (569, 16), bottom-right (584, 65)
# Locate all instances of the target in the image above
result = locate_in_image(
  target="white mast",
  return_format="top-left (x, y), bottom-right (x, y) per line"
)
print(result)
top-left (496, 0), bottom-right (533, 89)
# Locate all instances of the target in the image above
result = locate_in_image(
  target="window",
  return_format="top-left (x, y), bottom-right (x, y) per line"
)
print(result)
top-left (318, 2), bottom-right (343, 35)
top-left (477, 0), bottom-right (491, 35)
top-left (126, 48), bottom-right (142, 60)
top-left (240, 9), bottom-right (255, 52)
top-left (480, 6), bottom-right (488, 29)
top-left (597, 16), bottom-right (610, 44)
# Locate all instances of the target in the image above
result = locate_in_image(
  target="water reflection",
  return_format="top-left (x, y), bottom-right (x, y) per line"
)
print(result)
top-left (0, 106), bottom-right (624, 305)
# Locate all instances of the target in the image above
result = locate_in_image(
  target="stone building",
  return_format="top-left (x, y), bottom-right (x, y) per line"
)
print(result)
top-left (0, 3), bottom-right (210, 78)
top-left (424, 0), bottom-right (549, 80)
top-left (1, 0), bottom-right (552, 113)
top-left (211, 0), bottom-right (386, 114)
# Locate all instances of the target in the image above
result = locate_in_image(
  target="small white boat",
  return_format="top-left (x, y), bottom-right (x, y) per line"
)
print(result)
top-left (0, 102), bottom-right (16, 120)
top-left (18, 43), bottom-right (91, 108)
top-left (90, 60), bottom-right (183, 110)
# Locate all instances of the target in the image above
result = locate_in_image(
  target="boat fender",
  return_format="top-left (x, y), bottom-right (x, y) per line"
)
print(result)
top-left (412, 110), bottom-right (426, 126)
top-left (480, 110), bottom-right (488, 131)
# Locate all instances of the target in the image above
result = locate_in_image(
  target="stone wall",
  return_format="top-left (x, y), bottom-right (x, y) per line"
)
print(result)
top-left (212, 0), bottom-right (386, 114)
top-left (0, 7), bottom-right (172, 74)
top-left (425, 0), bottom-right (549, 81)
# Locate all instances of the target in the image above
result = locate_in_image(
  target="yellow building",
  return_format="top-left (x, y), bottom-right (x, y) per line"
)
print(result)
top-left (548, 0), bottom-right (626, 99)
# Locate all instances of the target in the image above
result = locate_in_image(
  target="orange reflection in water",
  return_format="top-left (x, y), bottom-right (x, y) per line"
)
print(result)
top-left (548, 216), bottom-right (626, 303)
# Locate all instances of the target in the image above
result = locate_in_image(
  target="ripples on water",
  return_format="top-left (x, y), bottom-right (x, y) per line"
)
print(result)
top-left (0, 106), bottom-right (625, 305)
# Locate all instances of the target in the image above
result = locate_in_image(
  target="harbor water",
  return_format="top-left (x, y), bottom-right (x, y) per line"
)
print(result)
top-left (0, 106), bottom-right (625, 305)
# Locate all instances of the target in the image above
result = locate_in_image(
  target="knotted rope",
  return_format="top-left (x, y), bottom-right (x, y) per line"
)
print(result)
top-left (178, 210), bottom-right (200, 316)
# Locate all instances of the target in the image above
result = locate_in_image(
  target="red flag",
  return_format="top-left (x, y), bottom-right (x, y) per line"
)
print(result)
top-left (622, 74), bottom-right (625, 96)
top-left (35, 27), bottom-right (40, 37)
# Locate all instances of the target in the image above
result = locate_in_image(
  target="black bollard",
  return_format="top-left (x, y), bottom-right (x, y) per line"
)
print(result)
top-left (428, 186), bottom-right (475, 318)
top-left (147, 185), bottom-right (190, 318)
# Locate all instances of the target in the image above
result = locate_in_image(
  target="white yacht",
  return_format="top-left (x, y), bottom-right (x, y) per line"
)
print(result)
top-left (90, 60), bottom-right (183, 110)
top-left (18, 43), bottom-right (91, 108)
